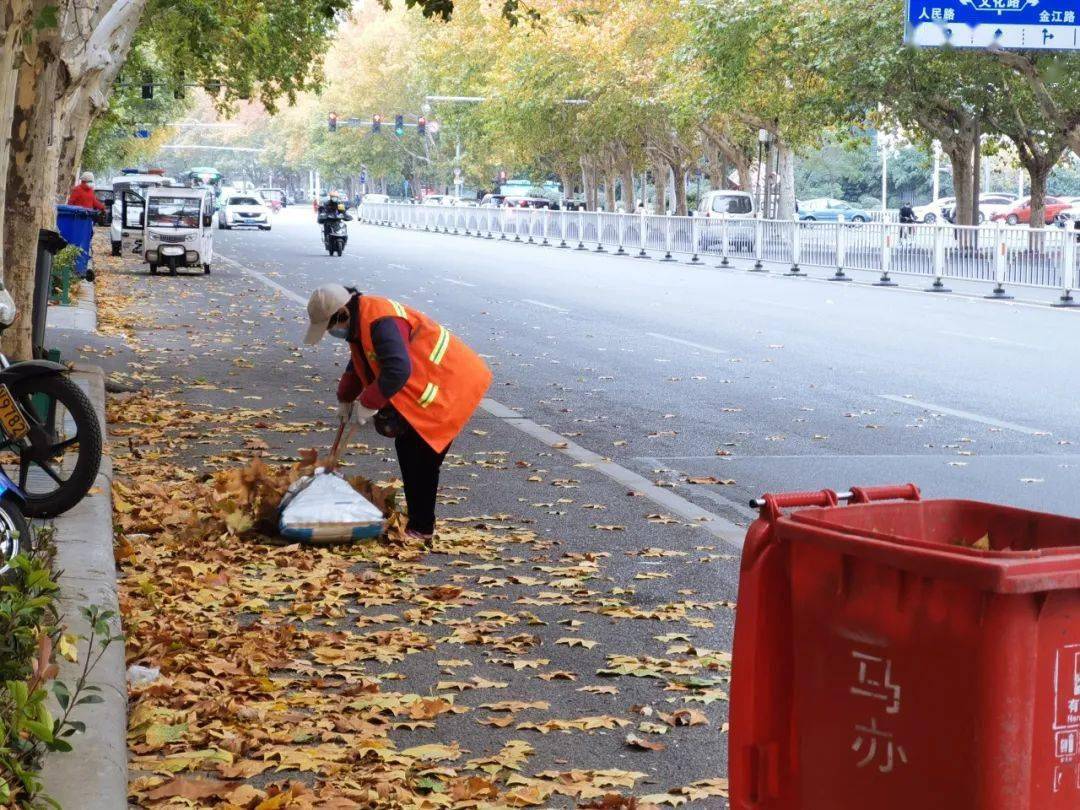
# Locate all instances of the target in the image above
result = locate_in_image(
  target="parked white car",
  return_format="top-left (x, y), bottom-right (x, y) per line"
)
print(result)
top-left (217, 195), bottom-right (271, 230)
top-left (912, 197), bottom-right (955, 224)
top-left (363, 193), bottom-right (390, 204)
top-left (696, 190), bottom-right (757, 252)
top-left (697, 190), bottom-right (756, 218)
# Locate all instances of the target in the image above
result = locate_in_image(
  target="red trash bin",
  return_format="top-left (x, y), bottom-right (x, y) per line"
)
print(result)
top-left (730, 484), bottom-right (1080, 810)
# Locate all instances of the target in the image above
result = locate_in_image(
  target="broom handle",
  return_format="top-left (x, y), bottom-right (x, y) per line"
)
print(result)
top-left (327, 422), bottom-right (354, 469)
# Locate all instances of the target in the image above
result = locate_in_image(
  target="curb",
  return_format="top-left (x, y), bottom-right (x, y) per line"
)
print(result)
top-left (39, 364), bottom-right (127, 810)
top-left (45, 281), bottom-right (97, 334)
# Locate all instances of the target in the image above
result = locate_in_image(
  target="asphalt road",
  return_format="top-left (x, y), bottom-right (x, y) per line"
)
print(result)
top-left (220, 207), bottom-right (1080, 525)
top-left (64, 206), bottom-right (1080, 806)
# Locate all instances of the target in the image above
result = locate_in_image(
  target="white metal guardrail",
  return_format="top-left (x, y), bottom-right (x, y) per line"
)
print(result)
top-left (360, 202), bottom-right (1080, 305)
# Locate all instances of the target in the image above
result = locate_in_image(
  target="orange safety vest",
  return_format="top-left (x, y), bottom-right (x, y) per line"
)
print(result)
top-left (351, 295), bottom-right (492, 453)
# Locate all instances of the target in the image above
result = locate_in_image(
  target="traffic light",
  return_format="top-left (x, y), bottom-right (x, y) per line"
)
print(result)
top-left (328, 112), bottom-right (338, 132)
top-left (372, 114), bottom-right (382, 134)
top-left (141, 75), bottom-right (153, 100)
top-left (394, 114), bottom-right (405, 137)
top-left (417, 116), bottom-right (426, 136)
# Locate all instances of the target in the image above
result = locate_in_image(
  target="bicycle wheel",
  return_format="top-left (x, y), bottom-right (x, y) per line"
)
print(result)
top-left (0, 374), bottom-right (102, 517)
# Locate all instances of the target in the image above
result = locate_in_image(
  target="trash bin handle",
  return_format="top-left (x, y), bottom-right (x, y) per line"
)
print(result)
top-left (751, 489), bottom-right (841, 521)
top-left (750, 484), bottom-right (920, 520)
top-left (849, 483), bottom-right (921, 504)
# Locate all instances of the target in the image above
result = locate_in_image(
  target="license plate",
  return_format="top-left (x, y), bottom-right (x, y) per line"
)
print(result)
top-left (0, 385), bottom-right (29, 440)
top-left (161, 246), bottom-right (184, 256)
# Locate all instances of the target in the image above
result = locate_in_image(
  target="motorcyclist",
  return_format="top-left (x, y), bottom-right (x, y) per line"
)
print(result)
top-left (317, 192), bottom-right (352, 236)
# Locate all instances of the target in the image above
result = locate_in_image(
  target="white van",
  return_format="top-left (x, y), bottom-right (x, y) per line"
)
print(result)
top-left (110, 172), bottom-right (173, 256)
top-left (142, 187), bottom-right (214, 275)
top-left (697, 190), bottom-right (757, 253)
top-left (697, 190), bottom-right (756, 218)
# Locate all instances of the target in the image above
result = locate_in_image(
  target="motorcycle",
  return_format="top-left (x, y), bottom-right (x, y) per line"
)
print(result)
top-left (320, 203), bottom-right (350, 257)
top-left (0, 287), bottom-right (102, 520)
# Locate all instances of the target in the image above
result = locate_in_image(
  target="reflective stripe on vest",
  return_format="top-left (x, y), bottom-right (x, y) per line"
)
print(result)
top-left (429, 326), bottom-right (450, 365)
top-left (419, 382), bottom-right (440, 408)
top-left (388, 299), bottom-right (407, 319)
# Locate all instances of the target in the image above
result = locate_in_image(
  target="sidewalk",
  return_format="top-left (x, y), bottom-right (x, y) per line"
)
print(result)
top-left (93, 227), bottom-right (734, 806)
top-left (37, 244), bottom-right (127, 809)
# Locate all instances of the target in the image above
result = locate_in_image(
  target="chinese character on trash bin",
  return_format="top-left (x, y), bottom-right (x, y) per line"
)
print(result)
top-left (850, 650), bottom-right (901, 714)
top-left (853, 718), bottom-right (909, 773)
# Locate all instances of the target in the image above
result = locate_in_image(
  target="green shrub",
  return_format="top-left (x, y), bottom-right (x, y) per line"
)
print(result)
top-left (0, 534), bottom-right (119, 807)
top-left (50, 246), bottom-right (82, 304)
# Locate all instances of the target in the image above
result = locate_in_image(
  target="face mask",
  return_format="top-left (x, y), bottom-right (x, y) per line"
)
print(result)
top-left (328, 324), bottom-right (349, 340)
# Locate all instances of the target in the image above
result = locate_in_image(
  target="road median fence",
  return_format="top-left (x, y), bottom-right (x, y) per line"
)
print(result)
top-left (359, 202), bottom-right (1080, 304)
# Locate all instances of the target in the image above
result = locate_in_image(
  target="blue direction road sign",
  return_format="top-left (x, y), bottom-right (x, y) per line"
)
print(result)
top-left (905, 0), bottom-right (1080, 50)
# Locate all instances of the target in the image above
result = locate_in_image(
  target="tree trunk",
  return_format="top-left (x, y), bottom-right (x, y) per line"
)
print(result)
top-left (776, 141), bottom-right (796, 220)
top-left (0, 0), bottom-right (37, 284)
top-left (604, 173), bottom-right (617, 213)
top-left (1026, 162), bottom-right (1051, 230)
top-left (707, 143), bottom-right (722, 190)
top-left (670, 161), bottom-right (688, 216)
top-left (653, 164), bottom-right (667, 215)
top-left (4, 17), bottom-right (60, 359)
top-left (558, 169), bottom-right (575, 202)
top-left (944, 140), bottom-right (975, 229)
top-left (620, 163), bottom-right (635, 211)
top-left (970, 118), bottom-right (981, 227)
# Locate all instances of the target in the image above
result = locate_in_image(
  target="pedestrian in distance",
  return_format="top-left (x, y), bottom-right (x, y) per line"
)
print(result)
top-left (304, 284), bottom-right (493, 541)
top-left (899, 200), bottom-right (916, 239)
top-left (66, 171), bottom-right (106, 212)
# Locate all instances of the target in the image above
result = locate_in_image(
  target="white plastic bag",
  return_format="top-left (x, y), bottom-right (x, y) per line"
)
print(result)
top-left (278, 469), bottom-right (385, 543)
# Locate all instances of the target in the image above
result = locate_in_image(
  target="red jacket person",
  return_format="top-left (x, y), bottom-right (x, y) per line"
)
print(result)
top-left (304, 284), bottom-right (492, 539)
top-left (66, 172), bottom-right (105, 211)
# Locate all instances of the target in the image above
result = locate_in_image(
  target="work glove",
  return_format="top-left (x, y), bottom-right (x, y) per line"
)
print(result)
top-left (338, 401), bottom-right (378, 427)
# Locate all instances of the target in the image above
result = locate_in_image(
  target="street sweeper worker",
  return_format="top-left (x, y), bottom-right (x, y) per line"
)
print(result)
top-left (304, 283), bottom-right (492, 540)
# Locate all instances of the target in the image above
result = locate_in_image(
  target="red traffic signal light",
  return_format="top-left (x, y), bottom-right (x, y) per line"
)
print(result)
top-left (372, 113), bottom-right (382, 133)
top-left (417, 116), bottom-right (427, 135)
top-left (328, 112), bottom-right (338, 132)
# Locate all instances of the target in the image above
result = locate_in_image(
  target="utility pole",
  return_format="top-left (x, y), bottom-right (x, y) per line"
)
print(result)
top-left (881, 146), bottom-right (888, 211)
top-left (932, 141), bottom-right (941, 201)
top-left (454, 138), bottom-right (463, 198)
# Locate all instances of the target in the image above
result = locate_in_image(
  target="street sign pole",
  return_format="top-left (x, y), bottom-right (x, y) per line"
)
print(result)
top-left (905, 0), bottom-right (1080, 50)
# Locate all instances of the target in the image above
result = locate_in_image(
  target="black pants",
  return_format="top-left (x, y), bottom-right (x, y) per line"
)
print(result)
top-left (395, 428), bottom-right (449, 535)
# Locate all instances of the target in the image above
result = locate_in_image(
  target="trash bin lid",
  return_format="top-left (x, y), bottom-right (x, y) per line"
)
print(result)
top-left (783, 499), bottom-right (1080, 593)
top-left (37, 228), bottom-right (67, 253)
top-left (56, 204), bottom-right (96, 218)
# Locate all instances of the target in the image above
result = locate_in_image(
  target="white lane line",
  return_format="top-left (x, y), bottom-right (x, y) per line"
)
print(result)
top-left (521, 298), bottom-right (569, 313)
top-left (878, 394), bottom-right (1050, 436)
top-left (443, 277), bottom-right (477, 287)
top-left (388, 263), bottom-right (411, 271)
top-left (219, 252), bottom-right (746, 549)
top-left (481, 400), bottom-right (745, 547)
top-left (217, 255), bottom-right (306, 305)
top-left (938, 330), bottom-right (1040, 350)
top-left (646, 332), bottom-right (726, 354)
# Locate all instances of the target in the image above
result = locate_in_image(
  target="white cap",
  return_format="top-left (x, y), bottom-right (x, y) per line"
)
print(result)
top-left (80, 171), bottom-right (94, 183)
top-left (304, 283), bottom-right (351, 345)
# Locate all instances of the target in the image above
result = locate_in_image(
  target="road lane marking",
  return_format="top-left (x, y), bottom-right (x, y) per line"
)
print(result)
top-left (521, 299), bottom-right (569, 313)
top-left (938, 330), bottom-right (1040, 350)
top-left (646, 332), bottom-right (726, 354)
top-left (218, 251), bottom-right (746, 549)
top-left (482, 400), bottom-right (745, 548)
top-left (878, 394), bottom-right (1050, 436)
top-left (443, 278), bottom-right (477, 287)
